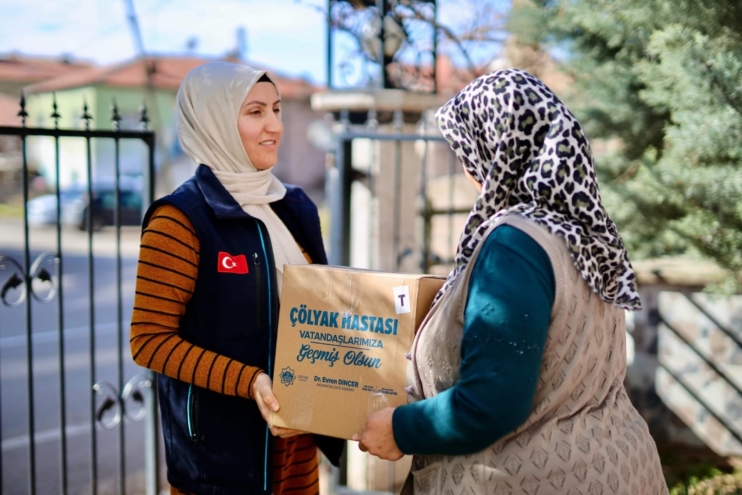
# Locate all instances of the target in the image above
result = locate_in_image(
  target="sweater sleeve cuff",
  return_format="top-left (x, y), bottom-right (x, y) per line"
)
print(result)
top-left (392, 404), bottom-right (417, 455)
top-left (241, 367), bottom-right (264, 400)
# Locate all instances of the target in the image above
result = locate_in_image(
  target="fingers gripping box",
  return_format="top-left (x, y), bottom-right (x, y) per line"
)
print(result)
top-left (270, 265), bottom-right (445, 440)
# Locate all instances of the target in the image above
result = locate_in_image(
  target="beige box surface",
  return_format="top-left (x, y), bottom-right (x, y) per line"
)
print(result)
top-left (270, 265), bottom-right (445, 440)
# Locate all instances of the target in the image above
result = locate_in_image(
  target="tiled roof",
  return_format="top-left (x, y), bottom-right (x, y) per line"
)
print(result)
top-left (24, 55), bottom-right (320, 100)
top-left (0, 54), bottom-right (91, 84)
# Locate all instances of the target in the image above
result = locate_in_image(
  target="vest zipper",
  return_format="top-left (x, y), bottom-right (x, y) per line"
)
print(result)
top-left (254, 253), bottom-right (262, 329)
top-left (187, 383), bottom-right (199, 442)
top-left (255, 221), bottom-right (273, 493)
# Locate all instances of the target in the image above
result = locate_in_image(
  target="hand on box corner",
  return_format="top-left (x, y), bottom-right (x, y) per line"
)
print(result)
top-left (253, 373), bottom-right (304, 438)
top-left (352, 407), bottom-right (403, 461)
top-left (271, 425), bottom-right (305, 439)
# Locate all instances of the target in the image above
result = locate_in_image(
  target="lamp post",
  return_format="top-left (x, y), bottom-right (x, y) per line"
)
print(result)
top-left (361, 3), bottom-right (405, 89)
top-left (327, 0), bottom-right (437, 92)
top-left (319, 0), bottom-right (442, 278)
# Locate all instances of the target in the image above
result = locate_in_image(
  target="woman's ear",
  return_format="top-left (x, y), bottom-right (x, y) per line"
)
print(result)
top-left (463, 168), bottom-right (483, 193)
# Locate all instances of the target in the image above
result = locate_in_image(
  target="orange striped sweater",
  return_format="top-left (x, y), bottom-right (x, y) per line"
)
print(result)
top-left (130, 204), bottom-right (319, 495)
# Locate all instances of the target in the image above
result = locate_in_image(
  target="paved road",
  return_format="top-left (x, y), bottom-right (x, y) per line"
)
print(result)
top-left (0, 220), bottom-right (166, 494)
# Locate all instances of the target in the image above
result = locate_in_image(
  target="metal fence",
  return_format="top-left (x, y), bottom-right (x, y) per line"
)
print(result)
top-left (0, 98), bottom-right (470, 495)
top-left (648, 271), bottom-right (742, 455)
top-left (0, 94), bottom-right (160, 495)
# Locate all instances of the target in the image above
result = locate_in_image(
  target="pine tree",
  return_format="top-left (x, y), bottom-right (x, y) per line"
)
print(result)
top-left (512, 0), bottom-right (742, 289)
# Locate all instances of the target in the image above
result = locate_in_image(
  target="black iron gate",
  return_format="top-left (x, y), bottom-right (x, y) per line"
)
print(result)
top-left (0, 94), bottom-right (161, 495)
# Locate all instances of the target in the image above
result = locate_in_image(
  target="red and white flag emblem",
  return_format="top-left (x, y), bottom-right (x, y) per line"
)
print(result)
top-left (217, 251), bottom-right (248, 274)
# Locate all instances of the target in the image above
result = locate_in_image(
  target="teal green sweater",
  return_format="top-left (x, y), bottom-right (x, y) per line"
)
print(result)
top-left (392, 225), bottom-right (555, 455)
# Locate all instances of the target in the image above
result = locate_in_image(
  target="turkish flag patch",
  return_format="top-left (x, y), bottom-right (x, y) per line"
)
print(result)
top-left (217, 251), bottom-right (249, 274)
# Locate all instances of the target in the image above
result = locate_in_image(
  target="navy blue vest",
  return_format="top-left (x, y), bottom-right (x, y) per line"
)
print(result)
top-left (144, 165), bottom-right (340, 494)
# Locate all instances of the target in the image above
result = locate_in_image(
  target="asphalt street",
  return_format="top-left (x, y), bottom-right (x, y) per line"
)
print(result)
top-left (0, 220), bottom-right (166, 495)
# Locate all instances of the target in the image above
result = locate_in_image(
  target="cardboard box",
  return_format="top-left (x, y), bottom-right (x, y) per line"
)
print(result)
top-left (269, 265), bottom-right (445, 440)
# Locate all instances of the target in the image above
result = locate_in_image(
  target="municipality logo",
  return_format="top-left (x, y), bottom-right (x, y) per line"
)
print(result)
top-left (279, 367), bottom-right (296, 387)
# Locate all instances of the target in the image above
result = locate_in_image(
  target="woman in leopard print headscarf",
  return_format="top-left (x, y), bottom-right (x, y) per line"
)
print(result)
top-left (354, 69), bottom-right (667, 495)
top-left (433, 68), bottom-right (641, 310)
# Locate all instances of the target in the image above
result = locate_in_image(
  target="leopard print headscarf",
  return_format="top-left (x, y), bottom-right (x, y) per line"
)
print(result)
top-left (435, 68), bottom-right (641, 310)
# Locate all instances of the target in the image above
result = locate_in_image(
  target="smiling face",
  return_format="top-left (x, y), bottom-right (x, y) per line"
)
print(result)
top-left (237, 81), bottom-right (283, 170)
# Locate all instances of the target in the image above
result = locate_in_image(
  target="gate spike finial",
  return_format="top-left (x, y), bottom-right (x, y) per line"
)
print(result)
top-left (17, 91), bottom-right (28, 127)
top-left (111, 98), bottom-right (122, 131)
top-left (138, 100), bottom-right (149, 130)
top-left (81, 96), bottom-right (93, 130)
top-left (51, 93), bottom-right (61, 129)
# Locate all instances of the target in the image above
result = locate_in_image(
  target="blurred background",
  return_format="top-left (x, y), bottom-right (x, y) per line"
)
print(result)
top-left (1, 0), bottom-right (741, 494)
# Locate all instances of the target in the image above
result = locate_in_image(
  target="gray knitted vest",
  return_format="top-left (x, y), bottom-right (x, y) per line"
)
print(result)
top-left (401, 215), bottom-right (667, 495)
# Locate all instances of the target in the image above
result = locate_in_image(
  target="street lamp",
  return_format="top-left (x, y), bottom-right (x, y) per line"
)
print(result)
top-left (327, 0), bottom-right (437, 92)
top-left (360, 12), bottom-right (406, 61)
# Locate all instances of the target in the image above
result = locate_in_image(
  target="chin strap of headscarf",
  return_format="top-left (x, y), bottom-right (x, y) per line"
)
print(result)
top-left (175, 61), bottom-right (308, 298)
top-left (434, 68), bottom-right (641, 310)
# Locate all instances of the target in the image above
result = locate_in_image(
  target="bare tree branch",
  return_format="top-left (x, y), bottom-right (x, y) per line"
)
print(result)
top-left (295, 0), bottom-right (508, 85)
top-left (402, 1), bottom-right (506, 76)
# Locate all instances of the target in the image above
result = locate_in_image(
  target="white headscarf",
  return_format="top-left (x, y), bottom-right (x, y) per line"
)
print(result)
top-left (175, 61), bottom-right (308, 297)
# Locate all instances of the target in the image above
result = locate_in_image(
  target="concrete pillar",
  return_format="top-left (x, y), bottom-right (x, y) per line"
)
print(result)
top-left (312, 89), bottom-right (440, 275)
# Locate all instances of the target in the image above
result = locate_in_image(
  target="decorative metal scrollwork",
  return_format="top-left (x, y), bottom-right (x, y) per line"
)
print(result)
top-left (0, 251), bottom-right (59, 307)
top-left (93, 382), bottom-right (122, 430)
top-left (94, 373), bottom-right (153, 429)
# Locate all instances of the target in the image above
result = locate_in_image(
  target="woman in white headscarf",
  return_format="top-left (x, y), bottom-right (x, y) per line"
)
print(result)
top-left (130, 62), bottom-right (343, 495)
top-left (353, 69), bottom-right (667, 494)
